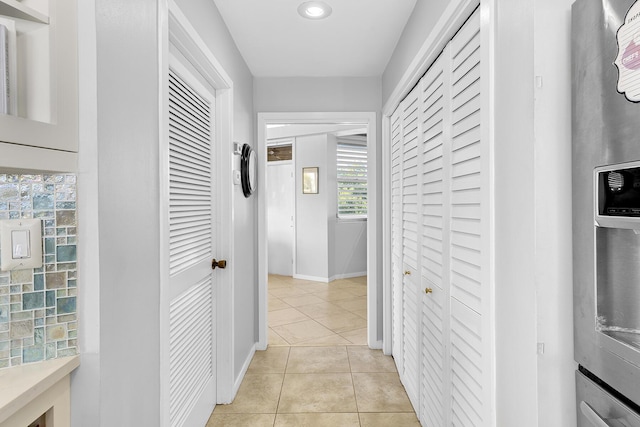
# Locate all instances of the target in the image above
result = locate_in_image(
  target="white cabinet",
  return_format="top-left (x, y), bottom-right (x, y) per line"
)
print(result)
top-left (0, 0), bottom-right (77, 172)
top-left (390, 9), bottom-right (491, 426)
top-left (0, 356), bottom-right (79, 427)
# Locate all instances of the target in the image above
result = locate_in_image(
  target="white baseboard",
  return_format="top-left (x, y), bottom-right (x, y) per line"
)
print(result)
top-left (330, 271), bottom-right (367, 281)
top-left (293, 274), bottom-right (329, 283)
top-left (369, 339), bottom-right (383, 350)
top-left (232, 343), bottom-right (256, 398)
top-left (293, 271), bottom-right (367, 283)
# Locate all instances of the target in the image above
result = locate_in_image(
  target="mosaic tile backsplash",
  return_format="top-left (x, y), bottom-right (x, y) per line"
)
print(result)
top-left (0, 174), bottom-right (78, 369)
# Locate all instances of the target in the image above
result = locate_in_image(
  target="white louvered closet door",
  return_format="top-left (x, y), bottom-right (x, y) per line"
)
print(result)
top-left (400, 86), bottom-right (421, 411)
top-left (390, 108), bottom-right (404, 372)
top-left (390, 7), bottom-right (488, 427)
top-left (166, 56), bottom-right (217, 427)
top-left (448, 10), bottom-right (486, 426)
top-left (419, 52), bottom-right (450, 427)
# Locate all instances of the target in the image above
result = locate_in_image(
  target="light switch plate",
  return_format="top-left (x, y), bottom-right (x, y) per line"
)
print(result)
top-left (0, 219), bottom-right (43, 271)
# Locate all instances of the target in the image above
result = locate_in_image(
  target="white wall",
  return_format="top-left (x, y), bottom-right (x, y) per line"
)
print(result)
top-left (381, 0), bottom-right (576, 425)
top-left (533, 0), bottom-right (576, 425)
top-left (333, 220), bottom-right (367, 279)
top-left (71, 0), bottom-right (100, 423)
top-left (93, 1), bottom-right (162, 425)
top-left (381, 0), bottom-right (449, 103)
top-left (492, 1), bottom-right (539, 424)
top-left (267, 133), bottom-right (367, 281)
top-left (73, 0), bottom-right (256, 424)
top-left (255, 77), bottom-right (382, 113)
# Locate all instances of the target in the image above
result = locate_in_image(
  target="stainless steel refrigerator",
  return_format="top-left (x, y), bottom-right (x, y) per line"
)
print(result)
top-left (573, 0), bottom-right (640, 425)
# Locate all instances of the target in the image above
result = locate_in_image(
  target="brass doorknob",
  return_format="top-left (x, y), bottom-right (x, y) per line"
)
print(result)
top-left (404, 271), bottom-right (411, 276)
top-left (212, 259), bottom-right (227, 270)
top-left (424, 287), bottom-right (433, 294)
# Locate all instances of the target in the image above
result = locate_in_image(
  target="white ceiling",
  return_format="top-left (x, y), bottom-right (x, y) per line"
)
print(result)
top-left (212, 0), bottom-right (417, 77)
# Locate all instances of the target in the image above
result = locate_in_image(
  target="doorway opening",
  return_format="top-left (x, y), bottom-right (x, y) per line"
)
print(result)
top-left (257, 112), bottom-right (379, 350)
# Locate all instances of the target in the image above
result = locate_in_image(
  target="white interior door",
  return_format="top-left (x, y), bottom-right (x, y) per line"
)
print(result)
top-left (390, 109), bottom-right (403, 371)
top-left (419, 50), bottom-right (450, 427)
top-left (165, 54), bottom-right (217, 427)
top-left (447, 11), bottom-right (485, 425)
top-left (400, 86), bottom-right (421, 412)
top-left (267, 162), bottom-right (294, 276)
top-left (390, 8), bottom-right (487, 426)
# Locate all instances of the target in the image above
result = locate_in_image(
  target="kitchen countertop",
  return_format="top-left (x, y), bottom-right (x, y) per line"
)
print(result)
top-left (0, 355), bottom-right (80, 424)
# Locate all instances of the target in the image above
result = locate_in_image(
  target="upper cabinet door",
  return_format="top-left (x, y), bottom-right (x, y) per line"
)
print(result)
top-left (0, 0), bottom-right (78, 170)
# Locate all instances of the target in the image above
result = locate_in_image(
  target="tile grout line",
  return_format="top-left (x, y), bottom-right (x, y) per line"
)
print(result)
top-left (271, 345), bottom-right (291, 426)
top-left (346, 345), bottom-right (363, 423)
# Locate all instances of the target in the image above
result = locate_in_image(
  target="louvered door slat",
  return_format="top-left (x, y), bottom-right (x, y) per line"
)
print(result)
top-left (420, 56), bottom-right (446, 287)
top-left (418, 50), bottom-right (450, 427)
top-left (169, 70), bottom-right (213, 278)
top-left (450, 299), bottom-right (483, 426)
top-left (421, 285), bottom-right (445, 426)
top-left (169, 94), bottom-right (210, 132)
top-left (168, 101), bottom-right (210, 134)
top-left (451, 230), bottom-right (481, 251)
top-left (170, 160), bottom-right (210, 177)
top-left (170, 175), bottom-right (210, 190)
top-left (451, 11), bottom-right (481, 68)
top-left (169, 277), bottom-right (213, 427)
top-left (170, 133), bottom-right (211, 154)
top-left (454, 59), bottom-right (481, 98)
top-left (391, 109), bottom-right (404, 368)
top-left (168, 80), bottom-right (209, 115)
top-left (399, 87), bottom-right (421, 410)
top-left (167, 63), bottom-right (216, 427)
top-left (169, 112), bottom-right (211, 144)
top-left (453, 43), bottom-right (480, 86)
top-left (391, 8), bottom-right (487, 427)
top-left (449, 10), bottom-right (485, 426)
top-left (170, 150), bottom-right (211, 174)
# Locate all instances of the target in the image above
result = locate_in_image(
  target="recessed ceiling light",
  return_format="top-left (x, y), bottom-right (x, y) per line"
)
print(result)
top-left (298, 1), bottom-right (332, 20)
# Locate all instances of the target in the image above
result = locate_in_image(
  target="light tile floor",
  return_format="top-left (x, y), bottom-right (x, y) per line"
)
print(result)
top-left (268, 275), bottom-right (369, 346)
top-left (207, 275), bottom-right (420, 426)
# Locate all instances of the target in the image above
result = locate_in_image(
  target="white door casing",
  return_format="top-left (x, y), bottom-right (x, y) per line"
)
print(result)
top-left (257, 112), bottom-right (378, 350)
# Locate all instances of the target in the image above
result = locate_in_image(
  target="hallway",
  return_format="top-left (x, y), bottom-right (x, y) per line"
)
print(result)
top-left (206, 276), bottom-right (420, 426)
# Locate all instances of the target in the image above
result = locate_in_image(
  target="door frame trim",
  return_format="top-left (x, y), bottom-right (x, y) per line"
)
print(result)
top-left (256, 112), bottom-right (379, 350)
top-left (161, 2), bottom-right (236, 418)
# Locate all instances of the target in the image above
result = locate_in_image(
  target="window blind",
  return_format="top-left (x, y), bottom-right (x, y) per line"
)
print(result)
top-left (337, 142), bottom-right (367, 218)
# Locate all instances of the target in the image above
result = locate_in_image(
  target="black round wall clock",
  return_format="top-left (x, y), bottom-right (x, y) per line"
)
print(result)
top-left (240, 143), bottom-right (256, 198)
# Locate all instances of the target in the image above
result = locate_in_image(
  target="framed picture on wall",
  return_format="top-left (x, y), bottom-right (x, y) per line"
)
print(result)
top-left (302, 167), bottom-right (318, 194)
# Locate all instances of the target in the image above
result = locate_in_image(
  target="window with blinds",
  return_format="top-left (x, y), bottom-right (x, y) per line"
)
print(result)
top-left (337, 141), bottom-right (368, 219)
